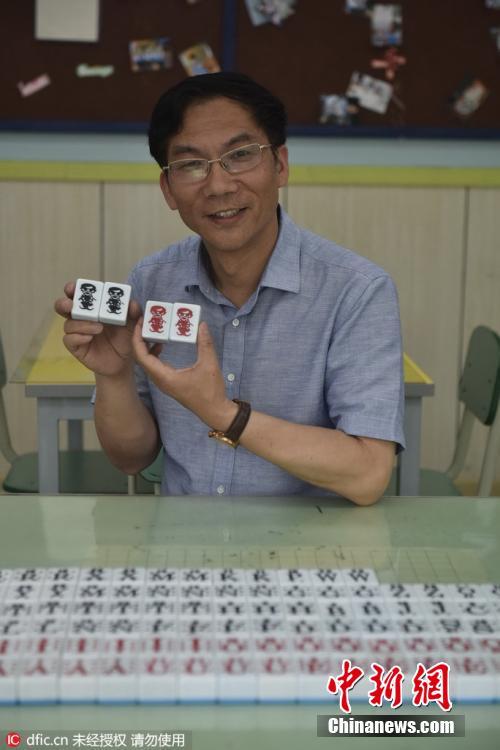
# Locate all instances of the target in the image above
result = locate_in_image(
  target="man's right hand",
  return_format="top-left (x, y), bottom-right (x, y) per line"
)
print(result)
top-left (54, 281), bottom-right (142, 377)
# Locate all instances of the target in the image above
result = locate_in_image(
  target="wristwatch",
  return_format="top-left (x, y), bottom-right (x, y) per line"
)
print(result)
top-left (208, 399), bottom-right (251, 448)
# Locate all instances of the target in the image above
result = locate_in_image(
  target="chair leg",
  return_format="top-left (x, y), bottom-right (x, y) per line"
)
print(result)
top-left (478, 409), bottom-right (500, 497)
top-left (127, 475), bottom-right (137, 495)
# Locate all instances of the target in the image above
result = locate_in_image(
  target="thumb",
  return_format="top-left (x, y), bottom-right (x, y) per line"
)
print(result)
top-left (196, 321), bottom-right (217, 362)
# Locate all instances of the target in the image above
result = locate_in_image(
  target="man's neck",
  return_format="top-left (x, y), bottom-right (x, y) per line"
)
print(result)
top-left (203, 214), bottom-right (281, 308)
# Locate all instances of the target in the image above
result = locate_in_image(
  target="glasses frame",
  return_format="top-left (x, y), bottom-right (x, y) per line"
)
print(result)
top-left (162, 143), bottom-right (274, 183)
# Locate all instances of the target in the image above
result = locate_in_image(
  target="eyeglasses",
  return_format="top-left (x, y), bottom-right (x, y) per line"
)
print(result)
top-left (163, 143), bottom-right (273, 184)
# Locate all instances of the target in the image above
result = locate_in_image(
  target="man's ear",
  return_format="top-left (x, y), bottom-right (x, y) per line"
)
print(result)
top-left (159, 169), bottom-right (178, 210)
top-left (275, 145), bottom-right (289, 188)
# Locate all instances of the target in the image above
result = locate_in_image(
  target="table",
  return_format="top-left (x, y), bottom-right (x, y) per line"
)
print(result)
top-left (0, 493), bottom-right (498, 750)
top-left (12, 315), bottom-right (434, 495)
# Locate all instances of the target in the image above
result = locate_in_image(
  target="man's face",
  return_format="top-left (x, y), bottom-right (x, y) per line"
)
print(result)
top-left (159, 97), bottom-right (289, 257)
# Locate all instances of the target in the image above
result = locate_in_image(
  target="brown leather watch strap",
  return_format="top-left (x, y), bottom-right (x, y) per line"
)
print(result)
top-left (208, 399), bottom-right (251, 448)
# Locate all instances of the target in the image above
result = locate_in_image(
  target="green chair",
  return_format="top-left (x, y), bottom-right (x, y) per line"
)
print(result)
top-left (0, 333), bottom-right (154, 494)
top-left (388, 325), bottom-right (500, 497)
top-left (128, 449), bottom-right (164, 496)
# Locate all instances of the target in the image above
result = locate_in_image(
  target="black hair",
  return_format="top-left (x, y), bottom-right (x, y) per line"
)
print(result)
top-left (148, 72), bottom-right (287, 168)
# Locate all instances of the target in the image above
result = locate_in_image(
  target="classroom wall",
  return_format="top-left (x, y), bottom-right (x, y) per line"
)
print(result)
top-left (1, 150), bottom-right (499, 487)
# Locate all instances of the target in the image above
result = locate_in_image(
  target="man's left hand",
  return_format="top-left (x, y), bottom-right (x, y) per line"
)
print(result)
top-left (132, 319), bottom-right (237, 430)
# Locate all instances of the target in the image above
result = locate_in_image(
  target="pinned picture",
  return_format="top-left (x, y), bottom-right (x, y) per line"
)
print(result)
top-left (129, 37), bottom-right (173, 72)
top-left (179, 42), bottom-right (220, 76)
top-left (17, 74), bottom-right (51, 98)
top-left (244, 0), bottom-right (296, 27)
top-left (345, 0), bottom-right (370, 14)
top-left (346, 71), bottom-right (393, 114)
top-left (371, 47), bottom-right (406, 80)
top-left (319, 95), bottom-right (359, 125)
top-left (451, 78), bottom-right (489, 118)
top-left (370, 4), bottom-right (402, 46)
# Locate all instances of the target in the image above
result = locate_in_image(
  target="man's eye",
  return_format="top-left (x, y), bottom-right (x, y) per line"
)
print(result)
top-left (175, 160), bottom-right (205, 172)
top-left (230, 149), bottom-right (254, 161)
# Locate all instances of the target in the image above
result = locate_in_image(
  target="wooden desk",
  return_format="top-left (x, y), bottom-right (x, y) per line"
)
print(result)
top-left (0, 494), bottom-right (498, 749)
top-left (12, 315), bottom-right (434, 495)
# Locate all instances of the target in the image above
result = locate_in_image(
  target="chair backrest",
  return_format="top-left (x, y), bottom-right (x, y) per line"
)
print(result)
top-left (0, 332), bottom-right (18, 464)
top-left (0, 334), bottom-right (7, 390)
top-left (459, 326), bottom-right (500, 426)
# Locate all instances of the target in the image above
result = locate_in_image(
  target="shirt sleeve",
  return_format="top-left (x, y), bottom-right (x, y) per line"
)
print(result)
top-left (325, 274), bottom-right (406, 451)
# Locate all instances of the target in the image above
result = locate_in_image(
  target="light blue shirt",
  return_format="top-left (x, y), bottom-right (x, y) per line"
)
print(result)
top-left (128, 207), bottom-right (405, 496)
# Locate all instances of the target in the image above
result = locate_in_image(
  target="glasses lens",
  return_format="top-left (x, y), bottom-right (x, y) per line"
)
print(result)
top-left (170, 159), bottom-right (208, 183)
top-left (224, 144), bottom-right (262, 173)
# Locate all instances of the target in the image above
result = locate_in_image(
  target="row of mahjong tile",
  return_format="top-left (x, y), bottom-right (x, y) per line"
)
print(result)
top-left (3, 634), bottom-right (500, 655)
top-left (1, 596), bottom-right (499, 619)
top-left (2, 583), bottom-right (500, 605)
top-left (0, 566), bottom-right (382, 584)
top-left (1, 653), bottom-right (500, 705)
top-left (2, 566), bottom-right (499, 594)
top-left (1, 616), bottom-right (498, 637)
top-left (71, 279), bottom-right (201, 343)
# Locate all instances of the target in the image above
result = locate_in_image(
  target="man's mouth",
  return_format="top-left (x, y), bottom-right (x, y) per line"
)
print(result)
top-left (208, 207), bottom-right (246, 220)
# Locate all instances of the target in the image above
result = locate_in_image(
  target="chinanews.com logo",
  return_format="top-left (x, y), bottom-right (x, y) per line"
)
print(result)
top-left (5, 734), bottom-right (22, 748)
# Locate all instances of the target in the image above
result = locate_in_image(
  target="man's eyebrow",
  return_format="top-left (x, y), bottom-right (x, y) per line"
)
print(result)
top-left (169, 132), bottom-right (259, 159)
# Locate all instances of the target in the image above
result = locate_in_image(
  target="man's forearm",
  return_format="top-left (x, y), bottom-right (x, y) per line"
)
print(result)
top-left (237, 410), bottom-right (393, 505)
top-left (94, 370), bottom-right (160, 475)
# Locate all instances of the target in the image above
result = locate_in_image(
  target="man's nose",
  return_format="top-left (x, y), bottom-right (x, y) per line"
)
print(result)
top-left (202, 160), bottom-right (238, 195)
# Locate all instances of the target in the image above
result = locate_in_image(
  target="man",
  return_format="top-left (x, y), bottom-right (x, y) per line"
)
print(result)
top-left (55, 72), bottom-right (404, 503)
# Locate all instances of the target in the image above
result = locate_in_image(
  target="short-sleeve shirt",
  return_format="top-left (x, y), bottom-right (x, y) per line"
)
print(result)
top-left (127, 207), bottom-right (405, 496)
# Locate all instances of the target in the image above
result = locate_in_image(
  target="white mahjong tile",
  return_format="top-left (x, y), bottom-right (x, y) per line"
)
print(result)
top-left (340, 568), bottom-right (379, 586)
top-left (59, 657), bottom-right (98, 702)
top-left (310, 569), bottom-right (344, 586)
top-left (313, 584), bottom-right (350, 599)
top-left (297, 653), bottom-right (334, 701)
top-left (451, 656), bottom-right (496, 702)
top-left (212, 568), bottom-right (247, 585)
top-left (257, 655), bottom-right (298, 702)
top-left (217, 635), bottom-right (253, 654)
top-left (79, 568), bottom-right (113, 583)
top-left (143, 600), bottom-right (175, 617)
top-left (213, 584), bottom-right (246, 599)
top-left (138, 655), bottom-right (178, 703)
top-left (10, 568), bottom-right (46, 584)
top-left (0, 658), bottom-right (17, 703)
top-left (18, 656), bottom-right (59, 703)
top-left (145, 568), bottom-right (179, 584)
top-left (215, 600), bottom-right (248, 617)
top-left (178, 655), bottom-right (216, 701)
top-left (217, 655), bottom-right (258, 702)
top-left (97, 656), bottom-right (138, 702)
top-left (278, 569), bottom-right (312, 586)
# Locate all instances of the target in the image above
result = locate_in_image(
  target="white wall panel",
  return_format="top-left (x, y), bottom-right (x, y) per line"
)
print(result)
top-left (0, 182), bottom-right (100, 475)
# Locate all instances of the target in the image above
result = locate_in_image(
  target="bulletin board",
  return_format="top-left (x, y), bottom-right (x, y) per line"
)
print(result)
top-left (1, 0), bottom-right (500, 138)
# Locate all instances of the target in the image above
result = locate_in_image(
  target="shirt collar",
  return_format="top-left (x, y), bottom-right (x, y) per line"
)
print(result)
top-left (185, 205), bottom-right (301, 299)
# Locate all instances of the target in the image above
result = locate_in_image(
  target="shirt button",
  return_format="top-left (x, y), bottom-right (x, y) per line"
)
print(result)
top-left (227, 373), bottom-right (235, 382)
top-left (217, 485), bottom-right (225, 495)
top-left (232, 318), bottom-right (240, 327)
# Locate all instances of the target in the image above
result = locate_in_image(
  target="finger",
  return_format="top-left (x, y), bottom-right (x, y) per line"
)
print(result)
top-left (195, 321), bottom-right (218, 365)
top-left (127, 299), bottom-right (143, 324)
top-left (63, 280), bottom-right (77, 299)
top-left (132, 318), bottom-right (174, 382)
top-left (64, 319), bottom-right (103, 336)
top-left (63, 333), bottom-right (93, 355)
top-left (54, 296), bottom-right (73, 318)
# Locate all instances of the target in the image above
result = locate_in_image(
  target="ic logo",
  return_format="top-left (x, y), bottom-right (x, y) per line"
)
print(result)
top-left (6, 734), bottom-right (21, 748)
